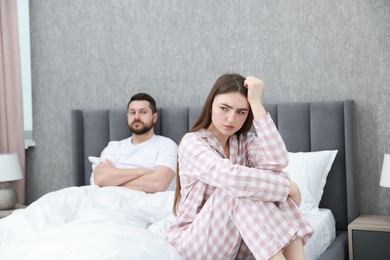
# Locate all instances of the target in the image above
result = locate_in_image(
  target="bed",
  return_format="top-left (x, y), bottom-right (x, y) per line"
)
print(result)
top-left (0, 100), bottom-right (357, 260)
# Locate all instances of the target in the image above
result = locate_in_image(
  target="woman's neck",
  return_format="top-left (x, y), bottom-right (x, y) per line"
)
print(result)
top-left (207, 125), bottom-right (230, 158)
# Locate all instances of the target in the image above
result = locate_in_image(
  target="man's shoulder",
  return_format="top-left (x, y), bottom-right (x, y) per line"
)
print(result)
top-left (154, 135), bottom-right (177, 146)
top-left (107, 137), bottom-right (131, 147)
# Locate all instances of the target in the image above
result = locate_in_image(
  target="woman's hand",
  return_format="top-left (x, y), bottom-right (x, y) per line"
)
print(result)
top-left (244, 76), bottom-right (264, 106)
top-left (244, 76), bottom-right (266, 119)
top-left (288, 181), bottom-right (302, 206)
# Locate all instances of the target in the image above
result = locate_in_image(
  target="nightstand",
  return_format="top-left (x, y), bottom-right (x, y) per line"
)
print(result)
top-left (0, 204), bottom-right (26, 218)
top-left (348, 215), bottom-right (390, 260)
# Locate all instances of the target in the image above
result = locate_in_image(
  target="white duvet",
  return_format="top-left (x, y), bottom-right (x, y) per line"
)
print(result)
top-left (0, 186), bottom-right (336, 260)
top-left (0, 186), bottom-right (181, 260)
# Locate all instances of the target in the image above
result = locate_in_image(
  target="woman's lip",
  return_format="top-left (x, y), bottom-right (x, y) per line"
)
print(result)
top-left (223, 125), bottom-right (234, 129)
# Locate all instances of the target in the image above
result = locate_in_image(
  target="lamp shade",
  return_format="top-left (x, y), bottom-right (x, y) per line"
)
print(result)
top-left (0, 153), bottom-right (23, 182)
top-left (380, 153), bottom-right (390, 188)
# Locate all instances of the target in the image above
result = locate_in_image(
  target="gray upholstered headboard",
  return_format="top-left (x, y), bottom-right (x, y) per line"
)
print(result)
top-left (71, 100), bottom-right (357, 243)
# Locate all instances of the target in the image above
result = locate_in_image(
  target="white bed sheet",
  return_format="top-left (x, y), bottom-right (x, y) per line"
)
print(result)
top-left (304, 208), bottom-right (336, 260)
top-left (0, 186), bottom-right (181, 260)
top-left (0, 186), bottom-right (335, 260)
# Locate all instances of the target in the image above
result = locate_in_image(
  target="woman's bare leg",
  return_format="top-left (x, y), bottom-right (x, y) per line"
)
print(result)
top-left (283, 238), bottom-right (305, 260)
top-left (269, 251), bottom-right (286, 260)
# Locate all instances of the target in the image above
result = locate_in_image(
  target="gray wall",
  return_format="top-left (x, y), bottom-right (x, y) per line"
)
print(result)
top-left (26, 0), bottom-right (390, 215)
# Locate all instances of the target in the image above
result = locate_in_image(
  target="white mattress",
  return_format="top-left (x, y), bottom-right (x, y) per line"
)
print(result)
top-left (304, 208), bottom-right (336, 260)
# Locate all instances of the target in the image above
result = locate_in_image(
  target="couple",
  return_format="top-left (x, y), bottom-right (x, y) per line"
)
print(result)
top-left (4, 73), bottom-right (312, 260)
top-left (97, 73), bottom-right (313, 260)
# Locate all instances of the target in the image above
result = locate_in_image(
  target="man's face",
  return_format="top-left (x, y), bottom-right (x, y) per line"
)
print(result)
top-left (127, 100), bottom-right (157, 135)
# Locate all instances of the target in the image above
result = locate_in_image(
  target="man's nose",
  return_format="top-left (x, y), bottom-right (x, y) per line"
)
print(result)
top-left (134, 112), bottom-right (141, 119)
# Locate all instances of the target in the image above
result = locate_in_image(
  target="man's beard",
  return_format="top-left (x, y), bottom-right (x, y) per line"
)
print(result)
top-left (129, 121), bottom-right (154, 135)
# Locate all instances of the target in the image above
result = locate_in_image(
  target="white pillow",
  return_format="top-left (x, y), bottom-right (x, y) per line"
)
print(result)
top-left (88, 156), bottom-right (103, 185)
top-left (284, 150), bottom-right (338, 215)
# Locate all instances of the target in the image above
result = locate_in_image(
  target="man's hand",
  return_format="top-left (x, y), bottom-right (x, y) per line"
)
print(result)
top-left (121, 165), bottom-right (175, 193)
top-left (93, 159), bottom-right (153, 187)
top-left (96, 159), bottom-right (115, 168)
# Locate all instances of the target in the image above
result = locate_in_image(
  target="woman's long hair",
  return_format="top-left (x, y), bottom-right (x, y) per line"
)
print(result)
top-left (173, 73), bottom-right (254, 216)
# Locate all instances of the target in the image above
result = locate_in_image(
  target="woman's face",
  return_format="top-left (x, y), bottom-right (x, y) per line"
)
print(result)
top-left (208, 92), bottom-right (249, 139)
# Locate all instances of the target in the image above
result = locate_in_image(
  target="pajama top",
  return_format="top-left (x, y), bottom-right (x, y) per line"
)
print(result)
top-left (166, 114), bottom-right (313, 260)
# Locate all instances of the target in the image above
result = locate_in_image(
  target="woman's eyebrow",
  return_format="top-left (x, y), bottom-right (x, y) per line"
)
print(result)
top-left (220, 103), bottom-right (249, 111)
top-left (220, 103), bottom-right (233, 109)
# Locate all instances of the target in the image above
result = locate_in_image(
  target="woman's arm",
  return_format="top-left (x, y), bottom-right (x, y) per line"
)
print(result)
top-left (243, 76), bottom-right (289, 171)
top-left (245, 115), bottom-right (289, 171)
top-left (179, 132), bottom-right (290, 202)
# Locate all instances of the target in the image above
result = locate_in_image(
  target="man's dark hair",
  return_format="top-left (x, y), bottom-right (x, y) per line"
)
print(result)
top-left (127, 93), bottom-right (157, 113)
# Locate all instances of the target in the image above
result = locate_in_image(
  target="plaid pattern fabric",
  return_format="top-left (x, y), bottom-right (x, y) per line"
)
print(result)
top-left (166, 115), bottom-right (313, 259)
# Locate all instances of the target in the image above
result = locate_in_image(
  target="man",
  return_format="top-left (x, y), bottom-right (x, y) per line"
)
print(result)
top-left (91, 92), bottom-right (177, 193)
top-left (0, 93), bottom-right (178, 258)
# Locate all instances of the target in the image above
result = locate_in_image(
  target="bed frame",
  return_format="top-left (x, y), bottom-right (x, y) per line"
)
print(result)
top-left (71, 100), bottom-right (357, 260)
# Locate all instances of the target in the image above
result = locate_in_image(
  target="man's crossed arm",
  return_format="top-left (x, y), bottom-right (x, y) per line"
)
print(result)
top-left (93, 159), bottom-right (175, 193)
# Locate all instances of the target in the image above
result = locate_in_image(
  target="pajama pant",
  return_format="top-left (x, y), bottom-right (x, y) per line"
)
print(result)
top-left (170, 188), bottom-right (312, 260)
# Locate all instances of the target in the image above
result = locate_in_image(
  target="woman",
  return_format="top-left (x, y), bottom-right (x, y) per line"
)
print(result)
top-left (166, 74), bottom-right (313, 260)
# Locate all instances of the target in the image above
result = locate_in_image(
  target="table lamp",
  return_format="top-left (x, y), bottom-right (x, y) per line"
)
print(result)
top-left (380, 153), bottom-right (390, 188)
top-left (0, 153), bottom-right (23, 210)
